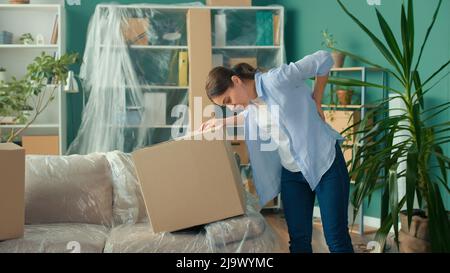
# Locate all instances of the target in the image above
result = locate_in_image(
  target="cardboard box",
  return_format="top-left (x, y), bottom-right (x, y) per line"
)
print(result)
top-left (229, 57), bottom-right (257, 69)
top-left (22, 135), bottom-right (59, 155)
top-left (132, 139), bottom-right (246, 233)
top-left (0, 143), bottom-right (25, 240)
top-left (121, 18), bottom-right (149, 45)
top-left (324, 110), bottom-right (360, 145)
top-left (206, 0), bottom-right (251, 6)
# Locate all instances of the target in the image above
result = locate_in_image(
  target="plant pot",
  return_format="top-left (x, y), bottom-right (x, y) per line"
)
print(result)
top-left (9, 0), bottom-right (30, 4)
top-left (398, 210), bottom-right (431, 253)
top-left (336, 89), bottom-right (353, 105)
top-left (332, 51), bottom-right (346, 68)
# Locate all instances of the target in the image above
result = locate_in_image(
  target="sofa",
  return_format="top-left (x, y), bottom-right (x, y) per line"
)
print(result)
top-left (0, 151), bottom-right (278, 253)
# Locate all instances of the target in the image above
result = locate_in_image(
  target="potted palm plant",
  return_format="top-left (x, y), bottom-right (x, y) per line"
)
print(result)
top-left (329, 0), bottom-right (450, 252)
top-left (0, 52), bottom-right (78, 143)
top-left (322, 29), bottom-right (345, 68)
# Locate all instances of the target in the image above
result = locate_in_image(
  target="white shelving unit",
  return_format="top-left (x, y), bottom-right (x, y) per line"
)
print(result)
top-left (0, 3), bottom-right (66, 154)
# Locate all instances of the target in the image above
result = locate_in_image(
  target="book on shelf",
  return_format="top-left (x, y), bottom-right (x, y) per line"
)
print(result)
top-left (178, 51), bottom-right (188, 86)
top-left (50, 14), bottom-right (59, 45)
top-left (273, 14), bottom-right (280, 46)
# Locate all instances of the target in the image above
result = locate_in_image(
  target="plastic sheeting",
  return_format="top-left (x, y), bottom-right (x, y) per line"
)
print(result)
top-left (0, 150), bottom-right (279, 253)
top-left (67, 3), bottom-right (284, 154)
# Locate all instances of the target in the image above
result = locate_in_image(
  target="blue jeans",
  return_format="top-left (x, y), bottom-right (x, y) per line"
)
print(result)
top-left (280, 141), bottom-right (354, 253)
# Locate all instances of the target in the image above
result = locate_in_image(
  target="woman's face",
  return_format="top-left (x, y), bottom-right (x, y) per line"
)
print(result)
top-left (211, 76), bottom-right (251, 111)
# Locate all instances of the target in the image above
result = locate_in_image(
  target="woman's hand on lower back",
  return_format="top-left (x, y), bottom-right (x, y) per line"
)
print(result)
top-left (316, 103), bottom-right (326, 121)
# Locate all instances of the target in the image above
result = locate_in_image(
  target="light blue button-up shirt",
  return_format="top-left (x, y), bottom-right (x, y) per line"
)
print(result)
top-left (242, 50), bottom-right (344, 207)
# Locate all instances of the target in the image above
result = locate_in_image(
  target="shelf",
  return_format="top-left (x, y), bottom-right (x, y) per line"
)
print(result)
top-left (99, 45), bottom-right (187, 50)
top-left (0, 4), bottom-right (61, 11)
top-left (140, 85), bottom-right (189, 90)
top-left (131, 45), bottom-right (187, 50)
top-left (0, 44), bottom-right (58, 49)
top-left (110, 125), bottom-right (188, 129)
top-left (321, 104), bottom-right (377, 109)
top-left (212, 45), bottom-right (281, 50)
top-left (98, 4), bottom-right (283, 11)
top-left (330, 66), bottom-right (384, 72)
top-left (0, 124), bottom-right (59, 129)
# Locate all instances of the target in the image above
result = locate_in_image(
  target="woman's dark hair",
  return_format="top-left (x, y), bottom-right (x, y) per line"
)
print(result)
top-left (205, 63), bottom-right (257, 101)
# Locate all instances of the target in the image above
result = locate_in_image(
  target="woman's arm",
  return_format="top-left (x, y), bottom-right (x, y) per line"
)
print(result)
top-left (199, 111), bottom-right (246, 131)
top-left (312, 75), bottom-right (329, 121)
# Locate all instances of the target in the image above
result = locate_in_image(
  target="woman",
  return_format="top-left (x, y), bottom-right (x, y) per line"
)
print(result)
top-left (200, 50), bottom-right (354, 253)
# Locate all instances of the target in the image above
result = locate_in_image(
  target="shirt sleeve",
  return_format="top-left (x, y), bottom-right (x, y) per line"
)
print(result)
top-left (276, 50), bottom-right (334, 82)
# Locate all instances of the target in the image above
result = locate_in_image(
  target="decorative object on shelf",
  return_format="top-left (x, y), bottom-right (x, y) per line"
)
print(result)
top-left (214, 12), bottom-right (227, 47)
top-left (0, 67), bottom-right (7, 83)
top-left (121, 18), bottom-right (149, 45)
top-left (147, 13), bottom-right (184, 46)
top-left (126, 106), bottom-right (141, 126)
top-left (143, 92), bottom-right (167, 126)
top-left (321, 29), bottom-right (345, 68)
top-left (0, 52), bottom-right (79, 143)
top-left (178, 51), bottom-right (188, 87)
top-left (19, 33), bottom-right (34, 45)
top-left (64, 71), bottom-right (79, 93)
top-left (50, 14), bottom-right (59, 45)
top-left (333, 0), bottom-right (450, 253)
top-left (229, 57), bottom-right (257, 69)
top-left (35, 34), bottom-right (45, 45)
top-left (0, 31), bottom-right (13, 44)
top-left (212, 54), bottom-right (223, 67)
top-left (162, 31), bottom-right (181, 43)
top-left (8, 0), bottom-right (30, 4)
top-left (335, 87), bottom-right (353, 105)
top-left (256, 11), bottom-right (273, 46)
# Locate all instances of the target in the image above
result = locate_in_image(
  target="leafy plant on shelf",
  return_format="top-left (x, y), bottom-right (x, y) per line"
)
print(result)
top-left (0, 52), bottom-right (79, 143)
top-left (321, 29), bottom-right (338, 48)
top-left (19, 33), bottom-right (34, 45)
top-left (328, 0), bottom-right (450, 252)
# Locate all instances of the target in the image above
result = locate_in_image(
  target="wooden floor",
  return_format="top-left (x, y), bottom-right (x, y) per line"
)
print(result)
top-left (263, 211), bottom-right (397, 253)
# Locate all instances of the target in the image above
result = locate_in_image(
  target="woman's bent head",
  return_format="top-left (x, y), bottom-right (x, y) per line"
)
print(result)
top-left (205, 63), bottom-right (257, 111)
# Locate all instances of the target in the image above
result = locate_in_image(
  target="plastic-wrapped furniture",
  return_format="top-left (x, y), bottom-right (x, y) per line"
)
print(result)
top-left (0, 151), bottom-right (278, 253)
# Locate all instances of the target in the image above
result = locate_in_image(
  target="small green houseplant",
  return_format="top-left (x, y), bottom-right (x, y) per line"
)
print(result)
top-left (19, 33), bottom-right (34, 45)
top-left (0, 52), bottom-right (79, 143)
top-left (321, 29), bottom-right (345, 68)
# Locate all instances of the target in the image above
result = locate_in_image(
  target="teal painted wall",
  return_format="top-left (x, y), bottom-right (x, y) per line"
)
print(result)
top-left (280, 0), bottom-right (450, 217)
top-left (65, 0), bottom-right (449, 218)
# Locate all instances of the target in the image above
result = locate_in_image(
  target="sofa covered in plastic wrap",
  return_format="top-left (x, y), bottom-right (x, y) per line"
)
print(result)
top-left (0, 151), bottom-right (278, 253)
